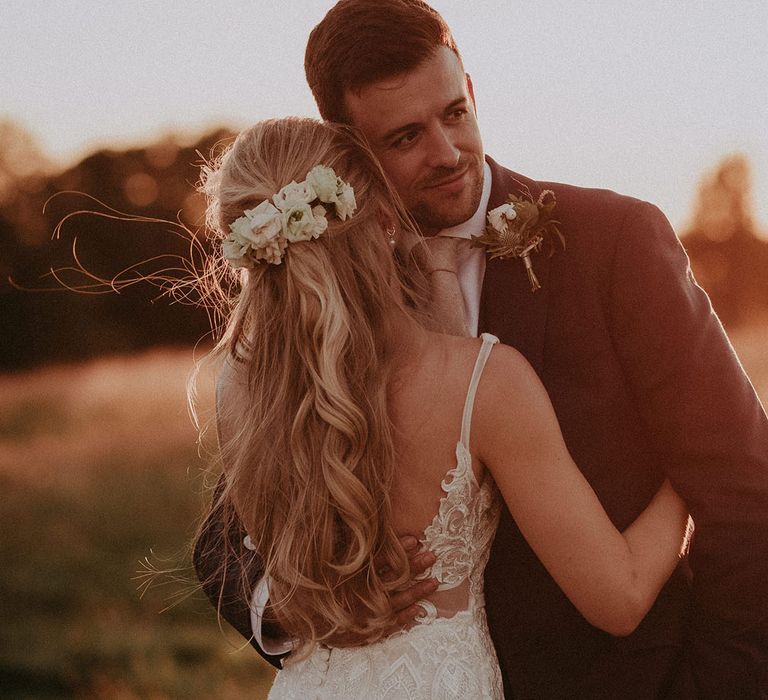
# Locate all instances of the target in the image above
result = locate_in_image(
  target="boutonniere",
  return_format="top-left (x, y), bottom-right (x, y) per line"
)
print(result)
top-left (471, 188), bottom-right (564, 292)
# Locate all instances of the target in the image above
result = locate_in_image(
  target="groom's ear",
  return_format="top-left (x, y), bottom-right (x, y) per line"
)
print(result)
top-left (466, 73), bottom-right (477, 116)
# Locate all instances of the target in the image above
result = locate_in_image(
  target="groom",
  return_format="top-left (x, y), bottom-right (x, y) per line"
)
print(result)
top-left (196, 1), bottom-right (768, 696)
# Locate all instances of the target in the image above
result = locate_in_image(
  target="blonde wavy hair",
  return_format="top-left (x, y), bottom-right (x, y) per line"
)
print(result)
top-left (196, 117), bottom-right (424, 652)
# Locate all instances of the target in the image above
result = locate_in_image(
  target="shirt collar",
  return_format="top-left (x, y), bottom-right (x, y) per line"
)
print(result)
top-left (436, 160), bottom-right (492, 240)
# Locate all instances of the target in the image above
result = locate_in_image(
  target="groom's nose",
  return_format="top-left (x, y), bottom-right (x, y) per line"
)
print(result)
top-left (424, 124), bottom-right (461, 170)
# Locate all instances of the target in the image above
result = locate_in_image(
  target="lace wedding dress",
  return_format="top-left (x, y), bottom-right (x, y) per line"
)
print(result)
top-left (268, 333), bottom-right (504, 700)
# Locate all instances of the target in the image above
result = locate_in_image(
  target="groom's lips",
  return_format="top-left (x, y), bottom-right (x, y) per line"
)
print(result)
top-left (423, 168), bottom-right (469, 194)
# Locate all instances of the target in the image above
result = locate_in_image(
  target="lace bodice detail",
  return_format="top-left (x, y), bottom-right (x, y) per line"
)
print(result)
top-left (268, 334), bottom-right (504, 699)
top-left (416, 442), bottom-right (501, 607)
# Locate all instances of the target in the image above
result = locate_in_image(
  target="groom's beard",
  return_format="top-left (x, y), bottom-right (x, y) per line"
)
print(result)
top-left (408, 155), bottom-right (485, 234)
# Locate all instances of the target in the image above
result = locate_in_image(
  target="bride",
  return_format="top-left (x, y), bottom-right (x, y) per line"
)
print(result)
top-left (198, 116), bottom-right (688, 699)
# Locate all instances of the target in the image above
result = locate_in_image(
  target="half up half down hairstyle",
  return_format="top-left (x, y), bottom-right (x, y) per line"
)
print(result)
top-left (196, 117), bottom-right (423, 652)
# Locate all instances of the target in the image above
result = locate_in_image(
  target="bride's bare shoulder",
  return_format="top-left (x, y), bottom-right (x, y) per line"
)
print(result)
top-left (472, 341), bottom-right (554, 441)
top-left (417, 333), bottom-right (530, 384)
top-left (418, 334), bottom-right (489, 383)
top-left (390, 333), bottom-right (490, 417)
top-left (483, 340), bottom-right (538, 385)
top-left (431, 332), bottom-right (492, 361)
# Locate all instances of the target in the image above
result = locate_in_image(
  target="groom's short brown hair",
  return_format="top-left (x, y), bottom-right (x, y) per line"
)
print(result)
top-left (305, 0), bottom-right (460, 123)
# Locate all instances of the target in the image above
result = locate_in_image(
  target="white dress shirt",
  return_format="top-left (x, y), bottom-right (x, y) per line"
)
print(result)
top-left (250, 160), bottom-right (494, 654)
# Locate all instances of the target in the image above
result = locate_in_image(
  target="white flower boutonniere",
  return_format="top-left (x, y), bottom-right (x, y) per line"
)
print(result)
top-left (471, 189), bottom-right (564, 292)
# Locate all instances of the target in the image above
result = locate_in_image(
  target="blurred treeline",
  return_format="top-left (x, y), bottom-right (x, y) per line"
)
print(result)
top-left (2, 119), bottom-right (767, 371)
top-left (0, 120), bottom-right (236, 371)
top-left (682, 154), bottom-right (768, 327)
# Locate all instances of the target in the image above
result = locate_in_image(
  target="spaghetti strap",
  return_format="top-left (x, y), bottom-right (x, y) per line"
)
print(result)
top-left (459, 333), bottom-right (499, 450)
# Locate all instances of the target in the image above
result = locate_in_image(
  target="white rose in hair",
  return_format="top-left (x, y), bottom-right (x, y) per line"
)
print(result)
top-left (335, 182), bottom-right (357, 221)
top-left (487, 203), bottom-right (517, 233)
top-left (231, 200), bottom-right (282, 244)
top-left (311, 205), bottom-right (329, 237)
top-left (254, 236), bottom-right (288, 265)
top-left (228, 214), bottom-right (254, 244)
top-left (306, 165), bottom-right (340, 204)
top-left (221, 236), bottom-right (250, 268)
top-left (283, 202), bottom-right (324, 242)
top-left (273, 180), bottom-right (317, 210)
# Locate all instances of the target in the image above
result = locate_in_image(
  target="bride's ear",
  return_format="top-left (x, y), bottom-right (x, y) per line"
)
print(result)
top-left (376, 208), bottom-right (422, 257)
top-left (377, 206), bottom-right (394, 229)
top-left (377, 209), bottom-right (397, 244)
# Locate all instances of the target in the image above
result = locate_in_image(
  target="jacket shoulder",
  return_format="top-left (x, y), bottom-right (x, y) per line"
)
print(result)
top-left (485, 156), bottom-right (673, 255)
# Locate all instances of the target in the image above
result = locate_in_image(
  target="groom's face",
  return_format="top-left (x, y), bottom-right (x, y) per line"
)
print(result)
top-left (344, 47), bottom-right (484, 236)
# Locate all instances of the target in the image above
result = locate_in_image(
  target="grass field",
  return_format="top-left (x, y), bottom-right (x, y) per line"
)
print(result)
top-left (1, 325), bottom-right (766, 699)
top-left (0, 350), bottom-right (275, 699)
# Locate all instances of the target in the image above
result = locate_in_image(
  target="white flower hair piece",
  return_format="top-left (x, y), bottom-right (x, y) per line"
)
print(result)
top-left (221, 164), bottom-right (357, 268)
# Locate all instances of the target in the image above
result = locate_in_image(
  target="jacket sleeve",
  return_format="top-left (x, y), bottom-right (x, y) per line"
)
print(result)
top-left (192, 475), bottom-right (288, 670)
top-left (606, 200), bottom-right (768, 694)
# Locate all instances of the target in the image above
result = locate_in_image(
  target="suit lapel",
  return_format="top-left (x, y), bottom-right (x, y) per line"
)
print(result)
top-left (479, 158), bottom-right (551, 376)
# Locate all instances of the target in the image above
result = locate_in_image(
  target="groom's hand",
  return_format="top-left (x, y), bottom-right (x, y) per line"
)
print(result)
top-left (380, 535), bottom-right (439, 628)
top-left (324, 536), bottom-right (438, 647)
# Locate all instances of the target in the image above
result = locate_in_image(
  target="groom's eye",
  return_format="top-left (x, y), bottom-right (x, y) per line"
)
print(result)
top-left (391, 131), bottom-right (419, 149)
top-left (448, 108), bottom-right (468, 120)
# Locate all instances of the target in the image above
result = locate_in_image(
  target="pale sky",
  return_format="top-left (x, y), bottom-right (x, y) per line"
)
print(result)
top-left (2, 0), bottom-right (767, 232)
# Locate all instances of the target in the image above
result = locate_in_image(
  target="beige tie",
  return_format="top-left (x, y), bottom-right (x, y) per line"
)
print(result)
top-left (410, 236), bottom-right (470, 337)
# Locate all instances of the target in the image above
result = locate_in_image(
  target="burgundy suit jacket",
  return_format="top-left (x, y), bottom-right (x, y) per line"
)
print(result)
top-left (194, 158), bottom-right (768, 698)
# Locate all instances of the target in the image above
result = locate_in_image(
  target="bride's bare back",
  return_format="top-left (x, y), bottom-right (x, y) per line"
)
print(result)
top-left (387, 333), bottom-right (498, 620)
